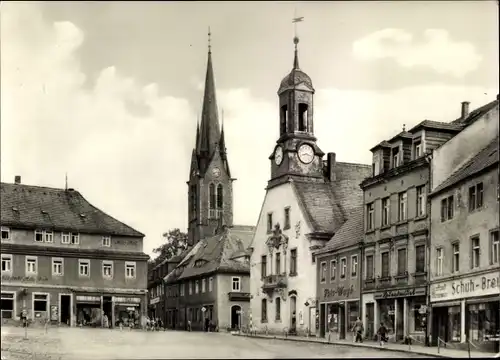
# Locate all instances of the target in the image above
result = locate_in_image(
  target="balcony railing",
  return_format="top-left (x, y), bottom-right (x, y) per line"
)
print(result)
top-left (262, 274), bottom-right (287, 290)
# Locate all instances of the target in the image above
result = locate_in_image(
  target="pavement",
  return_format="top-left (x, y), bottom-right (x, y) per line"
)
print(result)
top-left (232, 332), bottom-right (497, 359)
top-left (1, 325), bottom-right (422, 359)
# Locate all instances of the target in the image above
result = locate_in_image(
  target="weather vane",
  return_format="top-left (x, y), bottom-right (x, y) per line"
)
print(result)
top-left (292, 8), bottom-right (304, 45)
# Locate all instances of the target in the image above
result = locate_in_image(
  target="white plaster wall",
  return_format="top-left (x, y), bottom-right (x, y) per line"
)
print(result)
top-left (249, 182), bottom-right (317, 334)
top-left (432, 103), bottom-right (499, 191)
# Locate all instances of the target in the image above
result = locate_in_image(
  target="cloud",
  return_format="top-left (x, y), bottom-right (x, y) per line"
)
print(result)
top-left (1, 4), bottom-right (496, 255)
top-left (352, 28), bottom-right (483, 77)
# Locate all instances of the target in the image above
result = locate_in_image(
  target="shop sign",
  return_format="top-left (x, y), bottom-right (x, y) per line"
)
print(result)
top-left (76, 296), bottom-right (100, 302)
top-left (374, 287), bottom-right (426, 300)
top-left (1, 275), bottom-right (49, 282)
top-left (430, 272), bottom-right (500, 302)
top-left (323, 285), bottom-right (355, 300)
top-left (149, 297), bottom-right (160, 305)
top-left (113, 296), bottom-right (141, 303)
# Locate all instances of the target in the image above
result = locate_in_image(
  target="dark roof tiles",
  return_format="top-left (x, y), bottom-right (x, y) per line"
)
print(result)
top-left (0, 182), bottom-right (144, 237)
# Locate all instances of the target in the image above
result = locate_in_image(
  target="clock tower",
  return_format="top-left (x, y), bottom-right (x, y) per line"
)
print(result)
top-left (187, 30), bottom-right (234, 246)
top-left (268, 36), bottom-right (325, 189)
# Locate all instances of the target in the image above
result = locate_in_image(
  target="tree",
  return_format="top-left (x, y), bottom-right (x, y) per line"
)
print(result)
top-left (150, 228), bottom-right (188, 266)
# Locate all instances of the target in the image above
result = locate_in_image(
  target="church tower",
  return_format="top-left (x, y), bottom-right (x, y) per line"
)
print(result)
top-left (268, 35), bottom-right (325, 189)
top-left (187, 30), bottom-right (234, 246)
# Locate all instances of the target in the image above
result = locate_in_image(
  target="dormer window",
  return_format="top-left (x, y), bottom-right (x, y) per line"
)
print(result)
top-left (392, 147), bottom-right (400, 168)
top-left (298, 103), bottom-right (308, 131)
top-left (195, 259), bottom-right (206, 268)
top-left (414, 140), bottom-right (422, 159)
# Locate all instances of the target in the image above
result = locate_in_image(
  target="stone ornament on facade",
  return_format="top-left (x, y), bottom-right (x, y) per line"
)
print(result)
top-left (266, 223), bottom-right (289, 252)
top-left (295, 221), bottom-right (301, 239)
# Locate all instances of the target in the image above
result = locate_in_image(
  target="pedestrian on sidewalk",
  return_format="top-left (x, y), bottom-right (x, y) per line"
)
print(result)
top-left (377, 323), bottom-right (388, 347)
top-left (352, 317), bottom-right (364, 343)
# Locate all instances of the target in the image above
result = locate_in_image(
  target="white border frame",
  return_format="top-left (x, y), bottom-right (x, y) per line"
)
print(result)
top-left (32, 291), bottom-right (50, 321)
top-left (1, 226), bottom-right (11, 241)
top-left (351, 255), bottom-right (358, 278)
top-left (25, 255), bottom-right (38, 275)
top-left (61, 232), bottom-right (71, 244)
top-left (34, 229), bottom-right (43, 242)
top-left (231, 276), bottom-right (241, 292)
top-left (102, 236), bottom-right (111, 247)
top-left (330, 259), bottom-right (337, 282)
top-left (125, 261), bottom-right (136, 279)
top-left (51, 257), bottom-right (64, 277)
top-left (58, 293), bottom-right (73, 326)
top-left (78, 259), bottom-right (90, 277)
top-left (0, 290), bottom-right (16, 320)
top-left (320, 261), bottom-right (327, 284)
top-left (1, 254), bottom-right (13, 274)
top-left (340, 257), bottom-right (347, 279)
top-left (102, 260), bottom-right (114, 279)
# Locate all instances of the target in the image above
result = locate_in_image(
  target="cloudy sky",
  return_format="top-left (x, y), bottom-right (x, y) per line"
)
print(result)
top-left (1, 1), bottom-right (498, 256)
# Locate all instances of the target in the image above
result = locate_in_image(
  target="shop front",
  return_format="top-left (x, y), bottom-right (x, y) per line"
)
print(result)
top-left (430, 271), bottom-right (500, 353)
top-left (372, 286), bottom-right (427, 343)
top-left (112, 296), bottom-right (142, 328)
top-left (75, 295), bottom-right (102, 327)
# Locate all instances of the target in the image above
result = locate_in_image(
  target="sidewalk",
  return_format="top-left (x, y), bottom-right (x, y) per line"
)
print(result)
top-left (232, 332), bottom-right (495, 358)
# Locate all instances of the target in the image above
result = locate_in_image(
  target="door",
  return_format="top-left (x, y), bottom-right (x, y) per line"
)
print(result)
top-left (60, 295), bottom-right (71, 326)
top-left (290, 296), bottom-right (297, 332)
top-left (319, 303), bottom-right (326, 338)
top-left (339, 304), bottom-right (346, 340)
top-left (309, 307), bottom-right (316, 336)
top-left (396, 298), bottom-right (404, 341)
top-left (231, 305), bottom-right (241, 330)
top-left (366, 303), bottom-right (375, 340)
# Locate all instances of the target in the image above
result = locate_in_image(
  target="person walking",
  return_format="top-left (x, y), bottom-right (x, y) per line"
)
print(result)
top-left (377, 323), bottom-right (388, 347)
top-left (352, 317), bottom-right (364, 343)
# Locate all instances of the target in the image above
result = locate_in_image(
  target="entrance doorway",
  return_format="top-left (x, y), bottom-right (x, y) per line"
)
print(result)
top-left (290, 296), bottom-right (297, 333)
top-left (230, 305), bottom-right (241, 330)
top-left (319, 303), bottom-right (326, 338)
top-left (365, 303), bottom-right (375, 340)
top-left (102, 296), bottom-right (112, 328)
top-left (60, 294), bottom-right (71, 326)
top-left (396, 298), bottom-right (404, 341)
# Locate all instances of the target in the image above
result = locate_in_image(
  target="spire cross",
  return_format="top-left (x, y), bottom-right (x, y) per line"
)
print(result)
top-left (208, 26), bottom-right (212, 53)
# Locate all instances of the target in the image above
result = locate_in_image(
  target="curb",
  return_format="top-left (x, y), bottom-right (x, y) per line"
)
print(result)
top-left (232, 333), bottom-right (448, 358)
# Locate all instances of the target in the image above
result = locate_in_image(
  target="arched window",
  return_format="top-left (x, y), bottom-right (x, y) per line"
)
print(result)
top-left (217, 184), bottom-right (223, 209)
top-left (209, 183), bottom-right (216, 210)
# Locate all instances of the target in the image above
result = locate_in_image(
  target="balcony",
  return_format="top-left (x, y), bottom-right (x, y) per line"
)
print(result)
top-left (262, 274), bottom-right (287, 292)
top-left (228, 292), bottom-right (250, 302)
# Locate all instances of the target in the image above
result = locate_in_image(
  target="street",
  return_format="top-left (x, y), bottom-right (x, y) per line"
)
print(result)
top-left (0, 327), bottom-right (421, 359)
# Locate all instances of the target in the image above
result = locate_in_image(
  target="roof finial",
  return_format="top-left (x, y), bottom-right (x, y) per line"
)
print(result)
top-left (402, 124), bottom-right (406, 132)
top-left (208, 26), bottom-right (212, 53)
top-left (65, 172), bottom-right (68, 191)
top-left (292, 10), bottom-right (304, 70)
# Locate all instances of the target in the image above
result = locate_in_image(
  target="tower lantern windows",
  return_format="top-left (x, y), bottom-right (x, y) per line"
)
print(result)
top-left (280, 105), bottom-right (288, 135)
top-left (298, 103), bottom-right (308, 132)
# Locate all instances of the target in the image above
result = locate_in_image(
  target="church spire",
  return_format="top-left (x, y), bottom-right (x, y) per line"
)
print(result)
top-left (198, 27), bottom-right (221, 158)
top-left (220, 108), bottom-right (227, 159)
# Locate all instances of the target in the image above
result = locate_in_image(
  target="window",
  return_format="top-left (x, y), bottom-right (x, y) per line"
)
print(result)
top-left (209, 183), bottom-right (216, 211)
top-left (398, 192), bottom-right (407, 221)
top-left (267, 212), bottom-right (273, 232)
top-left (33, 293), bottom-right (48, 316)
top-left (351, 255), bottom-right (358, 277)
top-left (102, 261), bottom-right (113, 278)
top-left (70, 233), bottom-right (79, 245)
top-left (79, 259), bottom-right (90, 277)
top-left (365, 255), bottom-right (374, 279)
top-left (232, 277), bottom-right (241, 292)
top-left (216, 184), bottom-right (223, 209)
top-left (416, 185), bottom-right (426, 217)
top-left (397, 248), bottom-right (407, 275)
top-left (275, 252), bottom-right (281, 274)
top-left (44, 231), bottom-right (53, 243)
top-left (471, 236), bottom-right (480, 268)
top-left (320, 262), bottom-right (327, 283)
top-left (284, 207), bottom-right (291, 229)
top-left (280, 105), bottom-right (288, 134)
top-left (415, 245), bottom-right (426, 273)
top-left (52, 258), bottom-right (63, 276)
top-left (1, 292), bottom-right (15, 319)
top-left (34, 230), bottom-right (43, 242)
top-left (261, 299), bottom-right (267, 322)
top-left (261, 255), bottom-right (267, 278)
top-left (102, 236), bottom-right (111, 247)
top-left (330, 260), bottom-right (336, 281)
top-left (372, 163), bottom-right (376, 176)
top-left (469, 183), bottom-right (484, 211)
top-left (440, 196), bottom-right (454, 222)
top-left (290, 249), bottom-right (297, 275)
top-left (452, 243), bottom-right (460, 273)
top-left (180, 283), bottom-right (185, 297)
top-left (275, 297), bottom-right (281, 321)
top-left (195, 280), bottom-right (199, 293)
top-left (392, 147), bottom-right (400, 168)
top-left (1, 254), bottom-right (12, 273)
top-left (436, 248), bottom-right (443, 276)
top-left (26, 256), bottom-right (37, 275)
top-left (414, 141), bottom-right (422, 159)
top-left (188, 281), bottom-right (193, 295)
top-left (491, 231), bottom-right (499, 265)
top-left (340, 257), bottom-right (347, 279)
top-left (381, 252), bottom-right (390, 278)
top-left (1, 226), bottom-right (10, 241)
top-left (61, 232), bottom-right (70, 244)
top-left (125, 262), bottom-right (136, 279)
top-left (298, 103), bottom-right (308, 131)
top-left (367, 202), bottom-right (374, 230)
top-left (381, 197), bottom-right (390, 227)
top-left (208, 277), bottom-right (213, 292)
top-left (202, 278), bottom-right (206, 292)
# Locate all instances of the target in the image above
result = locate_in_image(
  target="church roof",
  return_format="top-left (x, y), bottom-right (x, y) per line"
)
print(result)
top-left (164, 225), bottom-right (255, 283)
top-left (0, 182), bottom-right (144, 237)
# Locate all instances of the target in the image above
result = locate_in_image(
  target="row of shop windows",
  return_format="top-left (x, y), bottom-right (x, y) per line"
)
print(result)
top-left (1, 292), bottom-right (49, 319)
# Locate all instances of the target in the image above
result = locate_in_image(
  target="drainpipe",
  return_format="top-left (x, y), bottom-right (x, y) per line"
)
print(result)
top-left (425, 152), bottom-right (433, 347)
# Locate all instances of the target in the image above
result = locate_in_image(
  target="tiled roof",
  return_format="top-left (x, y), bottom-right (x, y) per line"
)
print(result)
top-left (164, 225), bottom-right (255, 283)
top-left (0, 182), bottom-right (144, 237)
top-left (370, 141), bottom-right (392, 152)
top-left (409, 120), bottom-right (464, 133)
top-left (315, 207), bottom-right (364, 255)
top-left (388, 130), bottom-right (413, 143)
top-left (431, 136), bottom-right (499, 196)
top-left (451, 98), bottom-right (499, 125)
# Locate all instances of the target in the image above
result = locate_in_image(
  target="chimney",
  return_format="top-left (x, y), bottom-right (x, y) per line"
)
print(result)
top-left (14, 175), bottom-right (21, 184)
top-left (327, 152), bottom-right (336, 181)
top-left (461, 101), bottom-right (470, 119)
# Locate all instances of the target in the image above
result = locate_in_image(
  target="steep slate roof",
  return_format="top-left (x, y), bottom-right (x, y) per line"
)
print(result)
top-left (431, 136), bottom-right (499, 196)
top-left (0, 182), bottom-right (144, 237)
top-left (164, 225), bottom-right (255, 283)
top-left (315, 207), bottom-right (364, 255)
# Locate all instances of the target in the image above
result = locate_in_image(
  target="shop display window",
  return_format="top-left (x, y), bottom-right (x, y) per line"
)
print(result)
top-left (448, 306), bottom-right (461, 342)
top-left (412, 297), bottom-right (426, 332)
top-left (378, 299), bottom-right (395, 334)
top-left (468, 302), bottom-right (500, 343)
top-left (327, 304), bottom-right (339, 332)
top-left (348, 302), bottom-right (359, 331)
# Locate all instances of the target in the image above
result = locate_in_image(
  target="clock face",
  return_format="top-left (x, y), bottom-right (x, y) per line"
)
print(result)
top-left (274, 146), bottom-right (283, 165)
top-left (212, 167), bottom-right (221, 178)
top-left (298, 143), bottom-right (314, 164)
